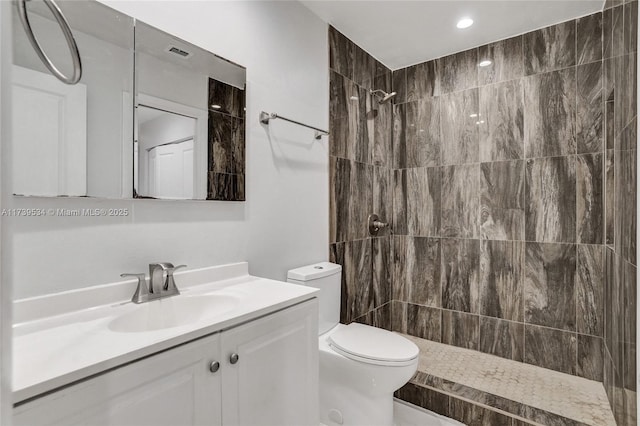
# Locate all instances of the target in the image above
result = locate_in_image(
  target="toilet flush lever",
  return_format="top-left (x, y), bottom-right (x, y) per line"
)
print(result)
top-left (368, 214), bottom-right (389, 236)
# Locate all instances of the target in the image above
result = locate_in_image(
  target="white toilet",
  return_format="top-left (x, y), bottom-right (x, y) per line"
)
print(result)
top-left (287, 262), bottom-right (419, 426)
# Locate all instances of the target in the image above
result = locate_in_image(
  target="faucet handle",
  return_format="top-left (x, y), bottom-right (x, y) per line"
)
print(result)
top-left (121, 273), bottom-right (149, 304)
top-left (171, 264), bottom-right (187, 274)
top-left (163, 264), bottom-right (186, 294)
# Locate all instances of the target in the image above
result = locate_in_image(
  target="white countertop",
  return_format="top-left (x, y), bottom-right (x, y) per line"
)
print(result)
top-left (12, 263), bottom-right (318, 403)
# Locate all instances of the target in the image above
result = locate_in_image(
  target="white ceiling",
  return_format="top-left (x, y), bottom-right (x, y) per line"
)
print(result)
top-left (301, 0), bottom-right (605, 70)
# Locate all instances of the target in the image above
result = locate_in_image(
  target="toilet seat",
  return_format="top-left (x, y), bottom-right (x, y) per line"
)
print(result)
top-left (327, 323), bottom-right (419, 367)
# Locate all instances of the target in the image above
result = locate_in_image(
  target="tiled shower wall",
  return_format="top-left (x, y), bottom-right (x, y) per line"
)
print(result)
top-left (328, 27), bottom-right (394, 325)
top-left (328, 3), bottom-right (637, 423)
top-left (389, 10), bottom-right (615, 380)
top-left (603, 1), bottom-right (638, 425)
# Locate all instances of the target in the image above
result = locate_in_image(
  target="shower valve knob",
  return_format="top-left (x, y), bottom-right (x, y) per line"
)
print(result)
top-left (368, 214), bottom-right (389, 236)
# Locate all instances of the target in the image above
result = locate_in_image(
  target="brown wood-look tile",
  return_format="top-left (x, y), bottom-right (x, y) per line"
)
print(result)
top-left (604, 8), bottom-right (614, 60)
top-left (406, 59), bottom-right (441, 101)
top-left (577, 244), bottom-right (604, 337)
top-left (605, 150), bottom-right (615, 247)
top-left (479, 317), bottom-right (524, 362)
top-left (523, 20), bottom-right (576, 75)
top-left (577, 153), bottom-right (604, 244)
top-left (209, 112), bottom-right (234, 174)
top-left (442, 238), bottom-right (480, 314)
top-left (524, 68), bottom-right (577, 158)
top-left (372, 236), bottom-right (391, 308)
top-left (329, 70), bottom-right (369, 162)
top-left (478, 36), bottom-right (524, 86)
top-left (330, 238), bottom-right (372, 323)
top-left (577, 12), bottom-right (603, 65)
top-left (328, 26), bottom-right (354, 80)
top-left (479, 240), bottom-right (524, 322)
top-left (391, 300), bottom-right (408, 334)
top-left (207, 172), bottom-right (245, 201)
top-left (393, 167), bottom-right (441, 237)
top-left (407, 303), bottom-right (442, 342)
top-left (615, 149), bottom-right (637, 265)
top-left (577, 62), bottom-right (604, 154)
top-left (613, 5), bottom-right (625, 58)
top-left (392, 103), bottom-right (406, 168)
top-left (395, 383), bottom-right (450, 418)
top-left (479, 79), bottom-right (524, 162)
top-left (372, 81), bottom-right (393, 168)
top-left (442, 310), bottom-right (480, 350)
top-left (480, 160), bottom-right (525, 241)
top-left (525, 156), bottom-right (576, 243)
top-left (441, 49), bottom-right (478, 94)
top-left (623, 260), bottom-right (637, 391)
top-left (524, 242), bottom-right (577, 331)
top-left (392, 68), bottom-right (407, 104)
top-left (208, 78), bottom-right (244, 118)
top-left (373, 166), bottom-right (392, 237)
top-left (404, 98), bottom-right (441, 167)
top-left (393, 236), bottom-right (441, 308)
top-left (448, 395), bottom-right (513, 426)
top-left (329, 157), bottom-right (373, 243)
top-left (441, 88), bottom-right (480, 165)
top-left (442, 164), bottom-right (480, 238)
top-left (524, 325), bottom-right (577, 375)
top-left (577, 334), bottom-right (604, 381)
top-left (625, 1), bottom-right (638, 54)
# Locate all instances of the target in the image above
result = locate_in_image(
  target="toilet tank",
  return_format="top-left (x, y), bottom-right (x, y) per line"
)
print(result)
top-left (287, 262), bottom-right (342, 334)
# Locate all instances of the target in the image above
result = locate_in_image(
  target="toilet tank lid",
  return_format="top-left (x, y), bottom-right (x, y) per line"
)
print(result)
top-left (287, 262), bottom-right (342, 281)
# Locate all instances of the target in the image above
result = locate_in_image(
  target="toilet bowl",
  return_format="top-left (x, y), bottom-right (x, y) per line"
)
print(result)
top-left (287, 262), bottom-right (419, 426)
top-left (319, 323), bottom-right (418, 426)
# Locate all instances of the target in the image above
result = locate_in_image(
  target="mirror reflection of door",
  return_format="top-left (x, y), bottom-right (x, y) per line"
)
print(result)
top-left (136, 106), bottom-right (196, 199)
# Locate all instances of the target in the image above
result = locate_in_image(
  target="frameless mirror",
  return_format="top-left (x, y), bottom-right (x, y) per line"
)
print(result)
top-left (10, 0), bottom-right (246, 201)
top-left (11, 0), bottom-right (134, 198)
top-left (134, 22), bottom-right (246, 201)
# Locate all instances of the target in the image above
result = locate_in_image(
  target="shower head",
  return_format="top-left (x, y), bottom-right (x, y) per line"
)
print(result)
top-left (370, 89), bottom-right (397, 104)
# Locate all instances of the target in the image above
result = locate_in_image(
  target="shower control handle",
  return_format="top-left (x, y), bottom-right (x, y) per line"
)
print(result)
top-left (368, 214), bottom-right (389, 236)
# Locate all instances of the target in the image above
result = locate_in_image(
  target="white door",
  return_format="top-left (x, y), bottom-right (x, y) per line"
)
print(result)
top-left (12, 65), bottom-right (87, 196)
top-left (13, 333), bottom-right (222, 426)
top-left (148, 139), bottom-right (194, 199)
top-left (221, 300), bottom-right (319, 426)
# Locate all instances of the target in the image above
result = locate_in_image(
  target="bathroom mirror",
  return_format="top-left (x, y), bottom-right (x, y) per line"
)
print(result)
top-left (11, 0), bottom-right (134, 198)
top-left (11, 1), bottom-right (246, 201)
top-left (134, 22), bottom-right (246, 201)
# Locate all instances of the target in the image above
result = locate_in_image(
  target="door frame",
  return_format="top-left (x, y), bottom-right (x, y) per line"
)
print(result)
top-left (135, 93), bottom-right (207, 199)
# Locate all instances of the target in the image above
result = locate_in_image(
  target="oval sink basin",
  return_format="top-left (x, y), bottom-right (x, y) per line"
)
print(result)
top-left (108, 295), bottom-right (239, 333)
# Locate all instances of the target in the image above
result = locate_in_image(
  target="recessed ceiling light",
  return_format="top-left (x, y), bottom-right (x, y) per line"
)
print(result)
top-left (211, 104), bottom-right (221, 109)
top-left (456, 18), bottom-right (474, 29)
top-left (479, 60), bottom-right (492, 67)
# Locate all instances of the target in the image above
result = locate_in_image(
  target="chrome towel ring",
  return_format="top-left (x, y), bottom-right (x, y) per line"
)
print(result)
top-left (17, 0), bottom-right (82, 85)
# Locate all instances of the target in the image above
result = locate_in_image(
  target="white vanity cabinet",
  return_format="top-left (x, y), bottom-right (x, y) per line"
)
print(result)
top-left (221, 300), bottom-right (318, 425)
top-left (13, 299), bottom-right (318, 426)
top-left (13, 333), bottom-right (223, 426)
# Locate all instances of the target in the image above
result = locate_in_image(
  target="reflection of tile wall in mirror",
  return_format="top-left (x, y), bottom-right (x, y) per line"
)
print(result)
top-left (134, 21), bottom-right (246, 201)
top-left (207, 78), bottom-right (246, 201)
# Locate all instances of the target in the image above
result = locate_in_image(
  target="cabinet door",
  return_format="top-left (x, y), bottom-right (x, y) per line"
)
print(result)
top-left (221, 299), bottom-right (319, 426)
top-left (14, 333), bottom-right (222, 426)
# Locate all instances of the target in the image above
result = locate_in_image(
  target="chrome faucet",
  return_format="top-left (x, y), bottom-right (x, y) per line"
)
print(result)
top-left (121, 262), bottom-right (187, 304)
